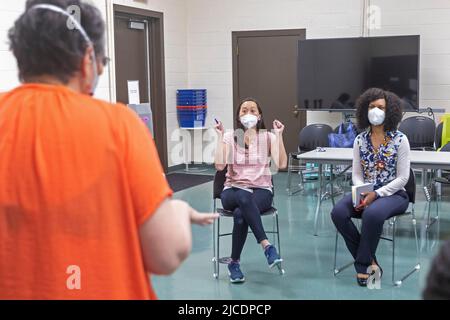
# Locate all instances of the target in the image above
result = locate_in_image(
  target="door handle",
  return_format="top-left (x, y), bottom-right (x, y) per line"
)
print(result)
top-left (293, 105), bottom-right (300, 118)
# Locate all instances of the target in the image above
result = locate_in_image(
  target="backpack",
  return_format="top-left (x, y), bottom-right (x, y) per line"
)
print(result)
top-left (328, 122), bottom-right (357, 148)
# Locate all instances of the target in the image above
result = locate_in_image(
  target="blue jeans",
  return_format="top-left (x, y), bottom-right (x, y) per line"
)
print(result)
top-left (331, 191), bottom-right (409, 274)
top-left (221, 188), bottom-right (273, 261)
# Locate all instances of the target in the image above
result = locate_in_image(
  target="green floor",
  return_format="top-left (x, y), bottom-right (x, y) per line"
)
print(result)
top-left (153, 170), bottom-right (450, 300)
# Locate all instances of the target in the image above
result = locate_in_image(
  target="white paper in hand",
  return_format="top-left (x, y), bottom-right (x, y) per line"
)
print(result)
top-left (352, 183), bottom-right (374, 207)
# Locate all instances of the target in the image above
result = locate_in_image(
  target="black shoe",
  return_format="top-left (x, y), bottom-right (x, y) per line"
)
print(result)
top-left (356, 275), bottom-right (369, 287)
top-left (357, 266), bottom-right (383, 287)
top-left (435, 177), bottom-right (450, 184)
top-left (371, 262), bottom-right (383, 279)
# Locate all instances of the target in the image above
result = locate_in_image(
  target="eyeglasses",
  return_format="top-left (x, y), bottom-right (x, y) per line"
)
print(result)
top-left (101, 56), bottom-right (111, 67)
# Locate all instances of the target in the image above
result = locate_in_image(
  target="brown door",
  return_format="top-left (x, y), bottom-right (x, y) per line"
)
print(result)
top-left (233, 30), bottom-right (307, 157)
top-left (114, 15), bottom-right (150, 106)
top-left (114, 5), bottom-right (168, 171)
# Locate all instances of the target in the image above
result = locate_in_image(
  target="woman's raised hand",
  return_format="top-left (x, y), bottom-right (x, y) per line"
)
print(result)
top-left (215, 119), bottom-right (224, 136)
top-left (273, 119), bottom-right (285, 134)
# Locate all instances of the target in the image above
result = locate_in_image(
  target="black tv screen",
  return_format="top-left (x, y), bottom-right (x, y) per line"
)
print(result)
top-left (298, 35), bottom-right (420, 111)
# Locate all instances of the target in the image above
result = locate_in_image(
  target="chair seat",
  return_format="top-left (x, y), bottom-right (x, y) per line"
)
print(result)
top-left (217, 208), bottom-right (234, 217)
top-left (290, 152), bottom-right (301, 159)
top-left (435, 177), bottom-right (450, 184)
top-left (350, 210), bottom-right (412, 220)
top-left (411, 146), bottom-right (435, 151)
top-left (217, 207), bottom-right (278, 217)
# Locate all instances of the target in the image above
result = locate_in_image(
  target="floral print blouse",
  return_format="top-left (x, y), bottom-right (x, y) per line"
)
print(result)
top-left (352, 129), bottom-right (411, 197)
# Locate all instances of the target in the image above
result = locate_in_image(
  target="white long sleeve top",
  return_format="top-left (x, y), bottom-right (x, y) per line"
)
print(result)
top-left (352, 130), bottom-right (411, 198)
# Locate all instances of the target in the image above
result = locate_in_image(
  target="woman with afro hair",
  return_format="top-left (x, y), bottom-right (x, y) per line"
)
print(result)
top-left (331, 88), bottom-right (411, 287)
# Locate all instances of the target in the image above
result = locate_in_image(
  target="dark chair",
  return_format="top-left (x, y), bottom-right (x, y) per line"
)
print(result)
top-left (212, 167), bottom-right (284, 279)
top-left (286, 124), bottom-right (333, 195)
top-left (400, 116), bottom-right (436, 188)
top-left (441, 142), bottom-right (450, 152)
top-left (398, 116), bottom-right (436, 150)
top-left (298, 124), bottom-right (333, 151)
top-left (333, 168), bottom-right (420, 286)
top-left (435, 122), bottom-right (443, 150)
top-left (423, 142), bottom-right (450, 229)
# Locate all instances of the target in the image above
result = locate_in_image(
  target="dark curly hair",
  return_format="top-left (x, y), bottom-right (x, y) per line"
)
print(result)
top-left (355, 88), bottom-right (404, 132)
top-left (8, 0), bottom-right (105, 84)
top-left (423, 239), bottom-right (450, 300)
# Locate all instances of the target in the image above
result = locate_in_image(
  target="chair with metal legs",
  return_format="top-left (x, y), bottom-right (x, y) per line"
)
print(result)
top-left (287, 124), bottom-right (333, 195)
top-left (212, 168), bottom-right (284, 279)
top-left (435, 122), bottom-right (443, 150)
top-left (423, 178), bottom-right (440, 230)
top-left (399, 116), bottom-right (436, 186)
top-left (333, 169), bottom-right (420, 286)
top-left (422, 142), bottom-right (450, 229)
top-left (399, 116), bottom-right (436, 151)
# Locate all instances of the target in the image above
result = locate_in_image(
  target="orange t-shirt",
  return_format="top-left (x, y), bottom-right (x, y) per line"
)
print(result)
top-left (0, 84), bottom-right (173, 299)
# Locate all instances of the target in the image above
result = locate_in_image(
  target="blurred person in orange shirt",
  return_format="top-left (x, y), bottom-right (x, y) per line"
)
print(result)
top-left (0, 0), bottom-right (217, 300)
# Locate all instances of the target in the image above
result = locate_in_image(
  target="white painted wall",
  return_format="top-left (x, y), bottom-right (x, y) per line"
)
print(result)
top-left (0, 0), bottom-right (188, 167)
top-left (369, 0), bottom-right (450, 122)
top-left (187, 0), bottom-right (450, 139)
top-left (1, 0), bottom-right (450, 167)
top-left (187, 0), bottom-right (364, 134)
top-left (0, 0), bottom-right (111, 99)
top-left (0, 1), bottom-right (26, 91)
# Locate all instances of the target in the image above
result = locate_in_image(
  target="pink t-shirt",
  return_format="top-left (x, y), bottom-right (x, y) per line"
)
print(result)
top-left (223, 130), bottom-right (276, 189)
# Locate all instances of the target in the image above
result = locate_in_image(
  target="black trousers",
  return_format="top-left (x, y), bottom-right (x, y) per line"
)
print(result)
top-left (221, 188), bottom-right (273, 261)
top-left (331, 191), bottom-right (409, 273)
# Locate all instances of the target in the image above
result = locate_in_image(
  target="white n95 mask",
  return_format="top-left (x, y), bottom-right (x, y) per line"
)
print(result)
top-left (368, 107), bottom-right (385, 126)
top-left (240, 114), bottom-right (259, 129)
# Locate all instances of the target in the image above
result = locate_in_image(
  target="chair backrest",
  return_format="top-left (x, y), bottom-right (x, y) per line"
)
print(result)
top-left (405, 168), bottom-right (416, 204)
top-left (298, 123), bottom-right (333, 151)
top-left (213, 167), bottom-right (227, 200)
top-left (441, 115), bottom-right (450, 149)
top-left (436, 122), bottom-right (443, 150)
top-left (441, 142), bottom-right (450, 152)
top-left (398, 116), bottom-right (436, 149)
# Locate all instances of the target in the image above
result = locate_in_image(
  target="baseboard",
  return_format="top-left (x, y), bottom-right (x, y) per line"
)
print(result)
top-left (167, 163), bottom-right (214, 173)
top-left (167, 164), bottom-right (186, 173)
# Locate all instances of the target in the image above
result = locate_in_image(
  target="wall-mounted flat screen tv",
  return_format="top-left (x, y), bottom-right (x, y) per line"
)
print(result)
top-left (298, 35), bottom-right (420, 111)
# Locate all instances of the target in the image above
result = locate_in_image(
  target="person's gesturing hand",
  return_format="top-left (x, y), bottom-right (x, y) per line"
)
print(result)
top-left (355, 192), bottom-right (377, 212)
top-left (273, 119), bottom-right (285, 134)
top-left (215, 119), bottom-right (224, 136)
top-left (190, 208), bottom-right (219, 226)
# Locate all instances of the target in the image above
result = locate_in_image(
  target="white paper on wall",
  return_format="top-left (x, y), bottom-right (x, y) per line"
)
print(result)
top-left (127, 80), bottom-right (140, 105)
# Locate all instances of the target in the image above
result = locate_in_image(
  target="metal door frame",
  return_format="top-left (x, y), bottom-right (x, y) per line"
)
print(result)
top-left (112, 4), bottom-right (168, 171)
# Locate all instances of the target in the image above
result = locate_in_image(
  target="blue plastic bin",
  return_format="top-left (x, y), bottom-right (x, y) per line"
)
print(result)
top-left (177, 108), bottom-right (207, 128)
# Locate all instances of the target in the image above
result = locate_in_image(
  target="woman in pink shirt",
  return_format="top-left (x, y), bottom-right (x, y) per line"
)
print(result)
top-left (214, 98), bottom-right (287, 283)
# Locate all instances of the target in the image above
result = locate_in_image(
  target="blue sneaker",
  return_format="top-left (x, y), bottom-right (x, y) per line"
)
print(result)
top-left (228, 261), bottom-right (245, 283)
top-left (264, 245), bottom-right (283, 268)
